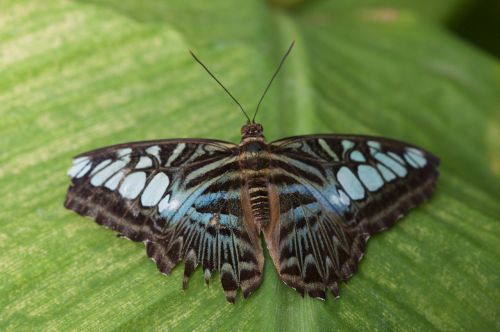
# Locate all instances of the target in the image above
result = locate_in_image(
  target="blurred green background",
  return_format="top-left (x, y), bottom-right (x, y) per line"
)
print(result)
top-left (1, 0), bottom-right (499, 331)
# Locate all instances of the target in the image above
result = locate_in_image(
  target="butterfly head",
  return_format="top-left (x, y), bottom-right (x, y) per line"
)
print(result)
top-left (241, 122), bottom-right (264, 139)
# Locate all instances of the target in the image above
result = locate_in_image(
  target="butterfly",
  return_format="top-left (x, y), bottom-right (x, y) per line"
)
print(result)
top-left (64, 42), bottom-right (439, 303)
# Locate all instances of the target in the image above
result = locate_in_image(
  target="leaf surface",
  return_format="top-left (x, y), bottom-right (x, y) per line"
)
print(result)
top-left (1, 0), bottom-right (499, 331)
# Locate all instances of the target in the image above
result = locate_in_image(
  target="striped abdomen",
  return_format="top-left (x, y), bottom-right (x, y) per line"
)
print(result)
top-left (246, 175), bottom-right (270, 227)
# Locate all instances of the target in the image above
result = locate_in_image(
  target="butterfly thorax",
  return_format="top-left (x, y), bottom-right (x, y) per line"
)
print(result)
top-left (239, 123), bottom-right (272, 229)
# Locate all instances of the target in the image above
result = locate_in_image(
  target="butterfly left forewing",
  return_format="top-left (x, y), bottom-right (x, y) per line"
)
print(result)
top-left (266, 134), bottom-right (439, 299)
top-left (65, 139), bottom-right (263, 302)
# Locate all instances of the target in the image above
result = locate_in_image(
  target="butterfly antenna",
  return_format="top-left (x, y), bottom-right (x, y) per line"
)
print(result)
top-left (252, 40), bottom-right (295, 123)
top-left (189, 50), bottom-right (251, 123)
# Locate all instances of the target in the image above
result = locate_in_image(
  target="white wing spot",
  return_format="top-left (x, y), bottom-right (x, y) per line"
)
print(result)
top-left (404, 153), bottom-right (419, 168)
top-left (367, 140), bottom-right (381, 149)
top-left (373, 152), bottom-right (407, 177)
top-left (104, 170), bottom-right (125, 190)
top-left (136, 156), bottom-right (152, 169)
top-left (350, 150), bottom-right (366, 162)
top-left (72, 156), bottom-right (89, 165)
top-left (141, 173), bottom-right (170, 207)
top-left (337, 166), bottom-right (365, 200)
top-left (76, 163), bottom-right (92, 178)
top-left (91, 160), bottom-right (127, 187)
top-left (358, 165), bottom-right (384, 191)
top-left (67, 157), bottom-right (90, 178)
top-left (341, 140), bottom-right (355, 153)
top-left (406, 147), bottom-right (427, 168)
top-left (388, 152), bottom-right (405, 164)
top-left (328, 188), bottom-right (350, 207)
top-left (158, 194), bottom-right (172, 214)
top-left (90, 159), bottom-right (112, 175)
top-left (338, 190), bottom-right (351, 205)
top-left (146, 145), bottom-right (161, 163)
top-left (119, 172), bottom-right (146, 199)
top-left (368, 141), bottom-right (381, 156)
top-left (377, 163), bottom-right (396, 181)
top-left (117, 148), bottom-right (132, 157)
top-left (329, 193), bottom-right (340, 206)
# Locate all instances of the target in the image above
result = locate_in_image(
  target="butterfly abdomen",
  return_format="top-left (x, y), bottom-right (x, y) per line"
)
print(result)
top-left (246, 177), bottom-right (271, 228)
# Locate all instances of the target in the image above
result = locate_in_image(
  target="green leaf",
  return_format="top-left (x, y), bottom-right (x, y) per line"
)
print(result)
top-left (1, 0), bottom-right (499, 331)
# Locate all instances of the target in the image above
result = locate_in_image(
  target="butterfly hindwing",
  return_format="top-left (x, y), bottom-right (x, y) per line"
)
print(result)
top-left (265, 135), bottom-right (439, 299)
top-left (65, 139), bottom-right (264, 302)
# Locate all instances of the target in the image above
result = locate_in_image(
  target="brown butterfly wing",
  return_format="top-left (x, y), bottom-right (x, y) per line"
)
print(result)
top-left (65, 139), bottom-right (263, 302)
top-left (264, 135), bottom-right (439, 299)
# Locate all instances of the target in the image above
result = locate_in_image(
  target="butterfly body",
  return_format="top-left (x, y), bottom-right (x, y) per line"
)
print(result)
top-left (239, 125), bottom-right (273, 229)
